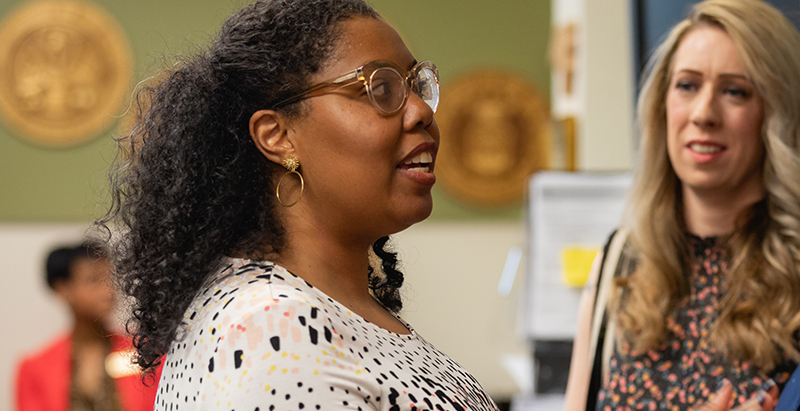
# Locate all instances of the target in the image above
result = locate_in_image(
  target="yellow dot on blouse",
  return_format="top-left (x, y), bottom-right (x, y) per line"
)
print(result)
top-left (269, 365), bottom-right (277, 372)
top-left (322, 350), bottom-right (328, 356)
top-left (227, 378), bottom-right (231, 384)
top-left (355, 370), bottom-right (361, 375)
top-left (282, 352), bottom-right (288, 358)
top-left (242, 370), bottom-right (248, 376)
top-left (293, 355), bottom-right (300, 360)
top-left (265, 385), bottom-right (271, 391)
top-left (209, 327), bottom-right (214, 333)
top-left (282, 368), bottom-right (288, 374)
top-left (339, 352), bottom-right (345, 357)
top-left (314, 370), bottom-right (319, 375)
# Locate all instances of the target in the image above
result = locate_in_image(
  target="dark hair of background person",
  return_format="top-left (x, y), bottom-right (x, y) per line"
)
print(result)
top-left (96, 0), bottom-right (407, 379)
top-left (46, 242), bottom-right (107, 289)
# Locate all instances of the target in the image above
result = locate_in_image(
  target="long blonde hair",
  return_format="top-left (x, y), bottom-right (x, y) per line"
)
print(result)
top-left (618, 0), bottom-right (800, 370)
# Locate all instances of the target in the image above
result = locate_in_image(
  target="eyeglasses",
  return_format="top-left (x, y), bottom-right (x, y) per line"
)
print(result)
top-left (272, 60), bottom-right (439, 115)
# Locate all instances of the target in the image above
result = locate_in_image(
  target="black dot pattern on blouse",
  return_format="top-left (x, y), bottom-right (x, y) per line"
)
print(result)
top-left (155, 258), bottom-right (499, 411)
top-left (597, 235), bottom-right (797, 411)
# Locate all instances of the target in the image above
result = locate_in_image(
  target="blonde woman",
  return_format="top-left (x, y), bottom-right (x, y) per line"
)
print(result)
top-left (564, 1), bottom-right (800, 410)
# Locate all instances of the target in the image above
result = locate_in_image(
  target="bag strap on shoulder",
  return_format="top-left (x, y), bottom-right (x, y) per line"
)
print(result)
top-left (585, 228), bottom-right (629, 411)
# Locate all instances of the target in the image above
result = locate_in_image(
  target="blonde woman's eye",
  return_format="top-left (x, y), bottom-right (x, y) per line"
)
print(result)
top-left (724, 87), bottom-right (750, 98)
top-left (675, 80), bottom-right (696, 92)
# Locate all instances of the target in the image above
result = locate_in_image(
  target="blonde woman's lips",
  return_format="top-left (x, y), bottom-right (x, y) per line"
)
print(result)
top-left (686, 140), bottom-right (726, 163)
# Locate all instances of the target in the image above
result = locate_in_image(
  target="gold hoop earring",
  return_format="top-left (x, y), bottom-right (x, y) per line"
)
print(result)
top-left (276, 155), bottom-right (304, 207)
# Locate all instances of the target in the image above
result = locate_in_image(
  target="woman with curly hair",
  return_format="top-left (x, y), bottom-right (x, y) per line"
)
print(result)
top-left (564, 1), bottom-right (800, 410)
top-left (100, 0), bottom-right (498, 409)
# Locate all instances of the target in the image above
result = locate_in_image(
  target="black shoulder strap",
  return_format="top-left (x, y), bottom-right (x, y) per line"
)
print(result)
top-left (585, 229), bottom-right (616, 411)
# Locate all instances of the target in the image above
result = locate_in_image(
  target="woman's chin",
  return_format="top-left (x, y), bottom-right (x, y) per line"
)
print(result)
top-left (400, 201), bottom-right (434, 231)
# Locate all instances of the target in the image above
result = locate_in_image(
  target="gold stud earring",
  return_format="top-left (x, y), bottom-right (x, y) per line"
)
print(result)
top-left (282, 155), bottom-right (299, 172)
top-left (276, 154), bottom-right (304, 207)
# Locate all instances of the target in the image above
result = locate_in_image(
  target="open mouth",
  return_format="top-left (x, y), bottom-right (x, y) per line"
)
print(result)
top-left (399, 151), bottom-right (434, 173)
top-left (687, 142), bottom-right (726, 154)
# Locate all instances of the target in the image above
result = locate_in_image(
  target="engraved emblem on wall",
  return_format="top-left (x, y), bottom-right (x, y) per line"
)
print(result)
top-left (0, 0), bottom-right (133, 147)
top-left (436, 71), bottom-right (551, 207)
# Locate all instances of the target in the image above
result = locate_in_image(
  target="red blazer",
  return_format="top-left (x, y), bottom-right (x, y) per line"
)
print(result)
top-left (15, 334), bottom-right (160, 411)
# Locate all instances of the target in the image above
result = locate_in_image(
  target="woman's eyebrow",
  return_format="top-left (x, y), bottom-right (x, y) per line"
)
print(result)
top-left (673, 68), bottom-right (749, 81)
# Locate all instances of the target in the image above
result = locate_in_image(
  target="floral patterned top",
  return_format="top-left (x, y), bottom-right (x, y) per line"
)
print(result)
top-left (155, 258), bottom-right (499, 411)
top-left (597, 235), bottom-right (798, 411)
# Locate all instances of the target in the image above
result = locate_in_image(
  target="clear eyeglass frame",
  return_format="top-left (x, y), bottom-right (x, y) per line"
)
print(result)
top-left (272, 59), bottom-right (439, 115)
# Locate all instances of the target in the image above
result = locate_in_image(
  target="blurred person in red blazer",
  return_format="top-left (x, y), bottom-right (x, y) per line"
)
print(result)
top-left (15, 241), bottom-right (159, 411)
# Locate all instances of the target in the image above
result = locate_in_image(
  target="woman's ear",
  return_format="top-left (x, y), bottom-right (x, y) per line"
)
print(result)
top-left (249, 109), bottom-right (296, 165)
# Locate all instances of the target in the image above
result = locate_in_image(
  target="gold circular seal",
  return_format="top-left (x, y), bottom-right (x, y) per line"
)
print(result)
top-left (0, 0), bottom-right (133, 146)
top-left (435, 71), bottom-right (551, 207)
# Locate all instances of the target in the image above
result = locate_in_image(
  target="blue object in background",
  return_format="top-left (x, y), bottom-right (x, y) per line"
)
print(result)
top-left (776, 365), bottom-right (800, 411)
top-left (631, 0), bottom-right (800, 84)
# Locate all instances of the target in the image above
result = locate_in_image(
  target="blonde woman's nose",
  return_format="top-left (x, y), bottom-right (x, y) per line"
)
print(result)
top-left (690, 85), bottom-right (720, 128)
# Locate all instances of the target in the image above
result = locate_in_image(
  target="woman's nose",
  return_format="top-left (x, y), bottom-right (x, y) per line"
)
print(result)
top-left (690, 86), bottom-right (720, 129)
top-left (403, 91), bottom-right (436, 133)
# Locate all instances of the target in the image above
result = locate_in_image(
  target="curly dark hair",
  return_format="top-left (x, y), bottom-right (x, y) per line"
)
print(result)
top-left (97, 0), bottom-right (405, 378)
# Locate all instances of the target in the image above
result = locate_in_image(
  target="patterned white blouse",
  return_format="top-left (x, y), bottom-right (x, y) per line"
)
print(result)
top-left (155, 258), bottom-right (499, 411)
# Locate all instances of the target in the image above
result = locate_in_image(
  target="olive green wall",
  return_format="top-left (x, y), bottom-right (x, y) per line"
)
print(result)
top-left (0, 0), bottom-right (550, 222)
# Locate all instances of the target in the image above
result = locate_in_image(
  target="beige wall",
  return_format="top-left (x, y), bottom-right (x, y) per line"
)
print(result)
top-left (395, 221), bottom-right (529, 398)
top-left (581, 0), bottom-right (635, 171)
top-left (551, 0), bottom-right (635, 172)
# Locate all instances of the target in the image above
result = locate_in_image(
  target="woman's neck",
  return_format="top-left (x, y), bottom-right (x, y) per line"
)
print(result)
top-left (275, 214), bottom-right (376, 308)
top-left (72, 317), bottom-right (109, 346)
top-left (270, 205), bottom-right (412, 335)
top-left (682, 183), bottom-right (763, 237)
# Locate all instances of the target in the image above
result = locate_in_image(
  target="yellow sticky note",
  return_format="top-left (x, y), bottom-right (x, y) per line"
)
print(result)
top-left (560, 246), bottom-right (599, 287)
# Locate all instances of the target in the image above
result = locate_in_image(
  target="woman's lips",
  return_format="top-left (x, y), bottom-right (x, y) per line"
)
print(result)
top-left (398, 151), bottom-right (435, 184)
top-left (686, 141), bottom-right (726, 163)
top-left (397, 167), bottom-right (436, 185)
